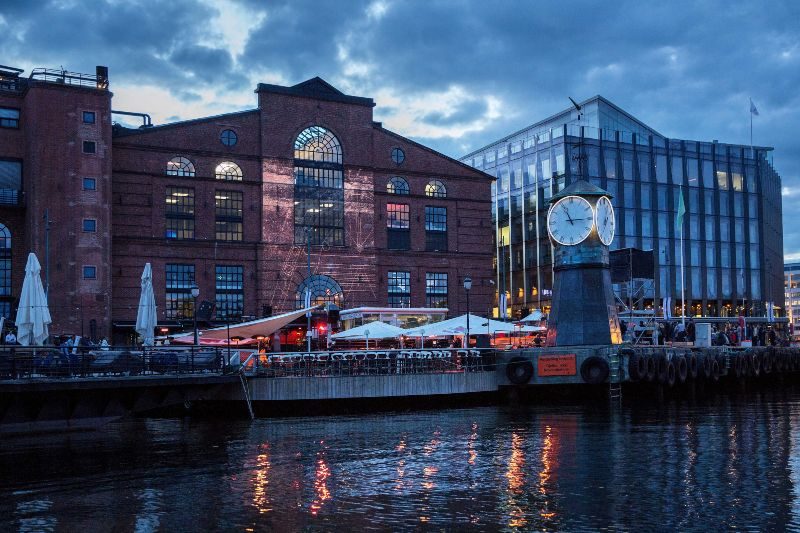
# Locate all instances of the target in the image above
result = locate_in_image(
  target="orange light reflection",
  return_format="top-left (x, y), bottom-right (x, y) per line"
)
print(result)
top-left (252, 448), bottom-right (272, 514)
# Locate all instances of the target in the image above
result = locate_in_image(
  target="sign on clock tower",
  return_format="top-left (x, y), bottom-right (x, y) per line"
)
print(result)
top-left (545, 180), bottom-right (622, 347)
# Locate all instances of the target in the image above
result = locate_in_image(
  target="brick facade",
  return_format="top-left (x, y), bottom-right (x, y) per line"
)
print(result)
top-left (0, 68), bottom-right (494, 340)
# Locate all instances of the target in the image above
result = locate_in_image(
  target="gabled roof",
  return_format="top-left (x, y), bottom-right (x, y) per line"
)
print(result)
top-left (112, 108), bottom-right (258, 137)
top-left (550, 179), bottom-right (611, 202)
top-left (256, 77), bottom-right (374, 107)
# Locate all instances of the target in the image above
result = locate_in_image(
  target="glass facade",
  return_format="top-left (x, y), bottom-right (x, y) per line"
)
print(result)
top-left (462, 96), bottom-right (783, 319)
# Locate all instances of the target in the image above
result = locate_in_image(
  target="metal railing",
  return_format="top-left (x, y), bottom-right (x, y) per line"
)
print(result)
top-left (29, 68), bottom-right (106, 89)
top-left (0, 346), bottom-right (499, 381)
top-left (251, 349), bottom-right (497, 378)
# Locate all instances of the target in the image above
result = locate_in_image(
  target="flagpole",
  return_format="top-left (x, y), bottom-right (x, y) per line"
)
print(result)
top-left (680, 215), bottom-right (685, 327)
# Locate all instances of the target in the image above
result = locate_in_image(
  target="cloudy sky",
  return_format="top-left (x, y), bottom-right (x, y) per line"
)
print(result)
top-left (2, 0), bottom-right (798, 258)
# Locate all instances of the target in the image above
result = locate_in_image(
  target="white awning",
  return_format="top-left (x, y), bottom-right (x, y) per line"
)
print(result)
top-left (172, 306), bottom-right (320, 344)
top-left (330, 321), bottom-right (406, 340)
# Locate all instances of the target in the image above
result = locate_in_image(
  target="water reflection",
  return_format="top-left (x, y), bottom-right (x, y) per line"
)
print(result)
top-left (3, 389), bottom-right (800, 530)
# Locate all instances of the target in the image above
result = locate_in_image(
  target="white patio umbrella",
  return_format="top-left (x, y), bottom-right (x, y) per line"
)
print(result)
top-left (16, 252), bottom-right (52, 346)
top-left (135, 263), bottom-right (157, 346)
top-left (330, 321), bottom-right (406, 340)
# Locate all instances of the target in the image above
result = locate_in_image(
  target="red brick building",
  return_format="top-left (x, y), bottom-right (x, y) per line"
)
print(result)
top-left (0, 65), bottom-right (494, 341)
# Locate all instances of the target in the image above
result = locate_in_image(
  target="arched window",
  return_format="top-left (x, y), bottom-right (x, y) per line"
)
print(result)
top-left (215, 161), bottom-right (242, 181)
top-left (0, 224), bottom-right (11, 316)
top-left (425, 179), bottom-right (447, 198)
top-left (295, 274), bottom-right (344, 309)
top-left (387, 176), bottom-right (409, 195)
top-left (166, 156), bottom-right (195, 177)
top-left (294, 126), bottom-right (342, 164)
top-left (294, 126), bottom-right (344, 246)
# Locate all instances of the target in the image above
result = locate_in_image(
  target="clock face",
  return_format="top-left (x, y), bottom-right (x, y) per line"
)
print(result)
top-left (594, 195), bottom-right (615, 246)
top-left (547, 195), bottom-right (594, 246)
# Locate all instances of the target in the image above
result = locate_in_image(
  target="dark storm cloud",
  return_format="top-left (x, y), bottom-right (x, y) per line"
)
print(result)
top-left (1, 0), bottom-right (799, 256)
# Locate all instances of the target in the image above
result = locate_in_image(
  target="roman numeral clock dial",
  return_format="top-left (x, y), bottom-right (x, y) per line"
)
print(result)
top-left (594, 195), bottom-right (615, 246)
top-left (547, 195), bottom-right (594, 246)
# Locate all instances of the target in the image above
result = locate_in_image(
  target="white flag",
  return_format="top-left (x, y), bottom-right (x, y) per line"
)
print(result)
top-left (767, 301), bottom-right (774, 323)
top-left (750, 98), bottom-right (759, 116)
top-left (664, 296), bottom-right (672, 320)
top-left (499, 292), bottom-right (508, 319)
top-left (304, 289), bottom-right (312, 317)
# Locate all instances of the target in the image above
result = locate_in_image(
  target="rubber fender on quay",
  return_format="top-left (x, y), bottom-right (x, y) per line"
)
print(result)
top-left (751, 352), bottom-right (761, 377)
top-left (580, 356), bottom-right (610, 384)
top-left (628, 353), bottom-right (646, 381)
top-left (506, 357), bottom-right (534, 385)
top-left (666, 361), bottom-right (677, 388)
top-left (645, 355), bottom-right (657, 381)
top-left (676, 356), bottom-right (688, 383)
top-left (702, 354), bottom-right (713, 379)
top-left (711, 359), bottom-right (721, 382)
top-left (744, 352), bottom-right (754, 377)
top-left (762, 350), bottom-right (772, 375)
top-left (687, 352), bottom-right (699, 379)
top-left (657, 355), bottom-right (669, 384)
top-left (734, 354), bottom-right (744, 379)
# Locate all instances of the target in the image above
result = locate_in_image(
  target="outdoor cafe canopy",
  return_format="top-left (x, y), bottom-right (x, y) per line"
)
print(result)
top-left (330, 321), bottom-right (405, 340)
top-left (172, 305), bottom-right (320, 344)
top-left (402, 314), bottom-right (541, 337)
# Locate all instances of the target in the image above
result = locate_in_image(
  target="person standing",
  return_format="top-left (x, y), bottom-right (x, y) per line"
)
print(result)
top-left (5, 330), bottom-right (16, 345)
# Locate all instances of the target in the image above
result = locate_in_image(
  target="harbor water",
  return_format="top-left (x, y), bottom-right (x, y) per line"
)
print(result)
top-left (3, 387), bottom-right (800, 531)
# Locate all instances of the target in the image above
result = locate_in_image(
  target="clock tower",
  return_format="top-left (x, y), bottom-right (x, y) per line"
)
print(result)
top-left (545, 180), bottom-right (622, 347)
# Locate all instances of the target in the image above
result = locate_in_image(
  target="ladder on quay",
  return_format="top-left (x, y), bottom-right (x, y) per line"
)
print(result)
top-left (608, 349), bottom-right (622, 402)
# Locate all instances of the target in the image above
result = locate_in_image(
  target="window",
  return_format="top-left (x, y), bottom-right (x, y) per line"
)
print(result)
top-left (387, 203), bottom-right (410, 250)
top-left (165, 187), bottom-right (195, 239)
top-left (388, 271), bottom-right (411, 308)
top-left (425, 206), bottom-right (447, 251)
top-left (294, 126), bottom-right (344, 246)
top-left (391, 147), bottom-right (405, 165)
top-left (215, 266), bottom-right (243, 320)
top-left (166, 156), bottom-right (195, 177)
top-left (82, 111), bottom-right (95, 124)
top-left (215, 190), bottom-right (243, 241)
top-left (82, 141), bottom-right (96, 154)
top-left (387, 176), bottom-right (409, 195)
top-left (425, 272), bottom-right (448, 308)
top-left (220, 129), bottom-right (238, 147)
top-left (0, 160), bottom-right (21, 205)
top-left (0, 107), bottom-right (19, 129)
top-left (165, 264), bottom-right (196, 319)
top-left (215, 161), bottom-right (242, 181)
top-left (83, 265), bottom-right (97, 279)
top-left (295, 274), bottom-right (344, 309)
top-left (82, 177), bottom-right (96, 190)
top-left (82, 219), bottom-right (96, 232)
top-left (0, 224), bottom-right (10, 297)
top-left (425, 180), bottom-right (447, 198)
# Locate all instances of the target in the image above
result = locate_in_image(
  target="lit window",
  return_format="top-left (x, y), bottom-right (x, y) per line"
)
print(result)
top-left (215, 190), bottom-right (243, 241)
top-left (165, 264), bottom-right (196, 319)
top-left (82, 141), bottom-right (96, 154)
top-left (425, 272), bottom-right (448, 308)
top-left (295, 274), bottom-right (344, 309)
top-left (83, 111), bottom-right (96, 124)
top-left (294, 126), bottom-right (344, 246)
top-left (83, 266), bottom-right (97, 279)
top-left (391, 147), bottom-right (405, 165)
top-left (0, 107), bottom-right (20, 128)
top-left (215, 161), bottom-right (243, 181)
top-left (425, 180), bottom-right (447, 198)
top-left (220, 129), bottom-right (238, 147)
top-left (215, 265), bottom-right (243, 319)
top-left (166, 156), bottom-right (195, 177)
top-left (165, 187), bottom-right (194, 239)
top-left (387, 176), bottom-right (409, 195)
top-left (83, 177), bottom-right (96, 190)
top-left (82, 219), bottom-right (97, 232)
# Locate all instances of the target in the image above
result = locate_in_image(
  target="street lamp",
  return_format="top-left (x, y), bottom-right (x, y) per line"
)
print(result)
top-left (464, 276), bottom-right (472, 348)
top-left (191, 284), bottom-right (200, 345)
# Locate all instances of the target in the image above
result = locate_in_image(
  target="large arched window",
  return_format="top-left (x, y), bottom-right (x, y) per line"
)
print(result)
top-left (166, 156), bottom-right (195, 177)
top-left (425, 179), bottom-right (447, 198)
top-left (294, 126), bottom-right (342, 163)
top-left (387, 176), bottom-right (409, 195)
top-left (294, 126), bottom-right (344, 246)
top-left (215, 161), bottom-right (242, 181)
top-left (0, 224), bottom-right (11, 319)
top-left (295, 274), bottom-right (344, 309)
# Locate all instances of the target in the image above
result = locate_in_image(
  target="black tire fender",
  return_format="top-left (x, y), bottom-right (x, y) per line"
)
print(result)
top-left (506, 357), bottom-right (534, 385)
top-left (580, 356), bottom-right (610, 384)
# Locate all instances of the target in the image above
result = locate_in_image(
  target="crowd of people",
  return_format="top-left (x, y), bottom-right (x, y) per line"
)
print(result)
top-left (620, 318), bottom-right (790, 347)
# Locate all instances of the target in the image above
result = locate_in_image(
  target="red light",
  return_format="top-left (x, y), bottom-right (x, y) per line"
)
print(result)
top-left (318, 325), bottom-right (327, 332)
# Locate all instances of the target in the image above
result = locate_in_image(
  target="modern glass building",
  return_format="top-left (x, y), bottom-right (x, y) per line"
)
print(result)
top-left (785, 263), bottom-right (800, 340)
top-left (460, 96), bottom-right (784, 320)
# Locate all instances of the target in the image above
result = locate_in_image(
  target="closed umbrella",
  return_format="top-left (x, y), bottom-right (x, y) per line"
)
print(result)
top-left (135, 263), bottom-right (157, 346)
top-left (16, 252), bottom-right (52, 346)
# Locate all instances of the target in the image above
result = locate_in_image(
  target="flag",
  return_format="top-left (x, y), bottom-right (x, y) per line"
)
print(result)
top-left (663, 296), bottom-right (672, 319)
top-left (767, 301), bottom-right (774, 323)
top-left (304, 289), bottom-right (312, 317)
top-left (499, 292), bottom-right (508, 319)
top-left (675, 186), bottom-right (686, 233)
top-left (750, 98), bottom-right (759, 116)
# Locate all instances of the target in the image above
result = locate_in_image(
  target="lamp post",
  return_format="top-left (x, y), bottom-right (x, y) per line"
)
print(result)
top-left (463, 277), bottom-right (472, 348)
top-left (191, 285), bottom-right (200, 345)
